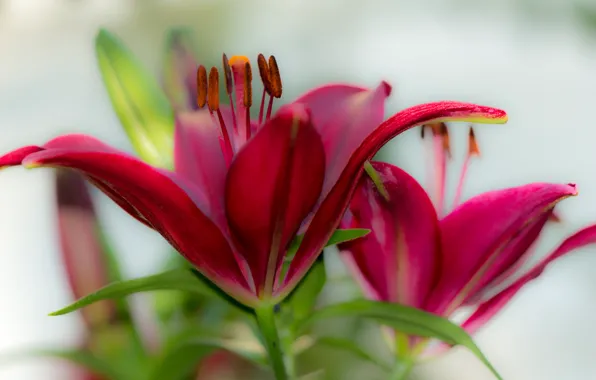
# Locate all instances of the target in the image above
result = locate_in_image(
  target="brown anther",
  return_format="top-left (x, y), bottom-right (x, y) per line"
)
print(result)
top-left (222, 53), bottom-right (233, 95)
top-left (243, 62), bottom-right (253, 107)
top-left (257, 54), bottom-right (272, 95)
top-left (208, 67), bottom-right (220, 111)
top-left (420, 125), bottom-right (427, 139)
top-left (548, 212), bottom-right (561, 223)
top-left (468, 127), bottom-right (480, 156)
top-left (268, 55), bottom-right (282, 98)
top-left (439, 123), bottom-right (451, 157)
top-left (196, 65), bottom-right (208, 108)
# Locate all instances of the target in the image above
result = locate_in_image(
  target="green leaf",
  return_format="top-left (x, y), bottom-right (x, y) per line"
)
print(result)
top-left (296, 300), bottom-right (503, 380)
top-left (150, 330), bottom-right (267, 380)
top-left (285, 257), bottom-right (326, 323)
top-left (286, 228), bottom-right (370, 260)
top-left (49, 269), bottom-right (218, 317)
top-left (96, 28), bottom-right (175, 168)
top-left (0, 348), bottom-right (123, 380)
top-left (313, 336), bottom-right (391, 372)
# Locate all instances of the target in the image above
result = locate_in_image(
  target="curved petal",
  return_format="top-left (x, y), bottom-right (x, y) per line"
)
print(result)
top-left (0, 135), bottom-right (254, 304)
top-left (225, 104), bottom-right (326, 297)
top-left (294, 82), bottom-right (391, 196)
top-left (339, 162), bottom-right (440, 307)
top-left (280, 101), bottom-right (508, 298)
top-left (462, 223), bottom-right (596, 334)
top-left (175, 111), bottom-right (227, 226)
top-left (427, 182), bottom-right (578, 315)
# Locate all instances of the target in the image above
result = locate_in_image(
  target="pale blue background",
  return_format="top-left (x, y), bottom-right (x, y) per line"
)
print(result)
top-left (1, 0), bottom-right (596, 379)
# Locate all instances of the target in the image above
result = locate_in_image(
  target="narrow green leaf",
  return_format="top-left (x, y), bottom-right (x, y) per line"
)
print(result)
top-left (96, 28), bottom-right (174, 168)
top-left (49, 269), bottom-right (217, 317)
top-left (313, 336), bottom-right (391, 372)
top-left (286, 228), bottom-right (370, 260)
top-left (296, 300), bottom-right (502, 380)
top-left (150, 330), bottom-right (267, 380)
top-left (285, 257), bottom-right (326, 323)
top-left (0, 348), bottom-right (123, 380)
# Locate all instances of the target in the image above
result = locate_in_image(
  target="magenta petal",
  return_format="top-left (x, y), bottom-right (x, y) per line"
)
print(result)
top-left (281, 101), bottom-right (507, 297)
top-left (225, 104), bottom-right (326, 297)
top-left (0, 145), bottom-right (44, 166)
top-left (294, 82), bottom-right (391, 196)
top-left (463, 223), bottom-right (596, 334)
top-left (427, 182), bottom-right (577, 315)
top-left (340, 162), bottom-right (440, 308)
top-left (55, 170), bottom-right (115, 329)
top-left (175, 111), bottom-right (227, 225)
top-left (2, 135), bottom-right (254, 304)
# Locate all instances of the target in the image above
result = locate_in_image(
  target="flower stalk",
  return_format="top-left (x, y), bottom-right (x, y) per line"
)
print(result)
top-left (255, 305), bottom-right (288, 380)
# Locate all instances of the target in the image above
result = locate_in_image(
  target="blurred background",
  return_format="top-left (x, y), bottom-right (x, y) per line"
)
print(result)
top-left (2, 0), bottom-right (596, 379)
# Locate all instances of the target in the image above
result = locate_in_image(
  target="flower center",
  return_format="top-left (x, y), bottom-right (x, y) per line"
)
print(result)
top-left (195, 53), bottom-right (283, 164)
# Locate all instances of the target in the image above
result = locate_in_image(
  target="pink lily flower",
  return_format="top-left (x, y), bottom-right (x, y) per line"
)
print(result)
top-left (0, 54), bottom-right (507, 307)
top-left (340, 125), bottom-right (596, 353)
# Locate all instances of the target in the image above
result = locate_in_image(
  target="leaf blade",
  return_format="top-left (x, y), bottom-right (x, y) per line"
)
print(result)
top-left (297, 300), bottom-right (502, 380)
top-left (96, 28), bottom-right (175, 168)
top-left (49, 269), bottom-right (217, 317)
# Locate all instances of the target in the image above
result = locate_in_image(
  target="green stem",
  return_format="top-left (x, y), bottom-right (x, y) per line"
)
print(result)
top-left (390, 358), bottom-right (415, 380)
top-left (390, 332), bottom-right (415, 380)
top-left (255, 305), bottom-right (288, 380)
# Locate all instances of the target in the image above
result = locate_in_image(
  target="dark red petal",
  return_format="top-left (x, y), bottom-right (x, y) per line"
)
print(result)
top-left (462, 224), bottom-right (596, 334)
top-left (225, 104), bottom-right (325, 297)
top-left (339, 162), bottom-right (440, 308)
top-left (427, 182), bottom-right (577, 315)
top-left (0, 135), bottom-right (255, 304)
top-left (280, 102), bottom-right (507, 297)
top-left (175, 111), bottom-right (228, 226)
top-left (294, 82), bottom-right (391, 196)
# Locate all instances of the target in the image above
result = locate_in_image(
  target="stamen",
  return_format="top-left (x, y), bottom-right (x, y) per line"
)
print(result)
top-left (266, 55), bottom-right (282, 121)
top-left (453, 126), bottom-right (480, 207)
top-left (439, 123), bottom-right (452, 159)
top-left (257, 54), bottom-right (271, 125)
top-left (244, 61), bottom-right (253, 139)
top-left (208, 67), bottom-right (233, 164)
top-left (196, 65), bottom-right (207, 108)
top-left (268, 56), bottom-right (282, 98)
top-left (420, 125), bottom-right (427, 139)
top-left (222, 53), bottom-right (238, 131)
top-left (426, 122), bottom-right (448, 216)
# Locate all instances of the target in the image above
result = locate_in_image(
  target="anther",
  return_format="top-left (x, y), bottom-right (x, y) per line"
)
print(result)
top-left (257, 54), bottom-right (272, 95)
top-left (420, 125), bottom-right (427, 139)
top-left (222, 53), bottom-right (238, 131)
top-left (222, 53), bottom-right (233, 96)
top-left (439, 123), bottom-right (451, 158)
top-left (268, 55), bottom-right (282, 98)
top-left (196, 65), bottom-right (207, 108)
top-left (207, 67), bottom-right (220, 111)
top-left (243, 61), bottom-right (253, 107)
top-left (468, 127), bottom-right (480, 156)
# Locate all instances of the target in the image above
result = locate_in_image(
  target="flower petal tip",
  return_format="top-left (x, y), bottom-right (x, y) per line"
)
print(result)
top-left (445, 104), bottom-right (508, 124)
top-left (567, 183), bottom-right (578, 196)
top-left (22, 160), bottom-right (42, 169)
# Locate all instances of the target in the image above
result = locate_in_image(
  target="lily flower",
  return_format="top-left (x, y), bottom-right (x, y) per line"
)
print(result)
top-left (0, 52), bottom-right (506, 308)
top-left (340, 126), bottom-right (596, 355)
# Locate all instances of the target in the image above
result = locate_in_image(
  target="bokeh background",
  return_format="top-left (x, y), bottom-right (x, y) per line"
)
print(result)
top-left (2, 0), bottom-right (596, 379)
